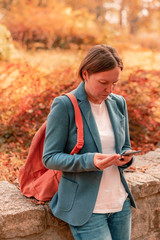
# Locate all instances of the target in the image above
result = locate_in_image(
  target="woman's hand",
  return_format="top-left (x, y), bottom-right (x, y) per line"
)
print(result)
top-left (119, 150), bottom-right (133, 163)
top-left (93, 152), bottom-right (133, 170)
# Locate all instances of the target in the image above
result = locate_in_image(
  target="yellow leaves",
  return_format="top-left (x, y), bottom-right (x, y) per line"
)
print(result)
top-left (0, 24), bottom-right (20, 61)
top-left (1, 2), bottom-right (104, 49)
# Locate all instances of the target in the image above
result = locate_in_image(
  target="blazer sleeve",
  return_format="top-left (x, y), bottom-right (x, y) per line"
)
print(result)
top-left (119, 96), bottom-right (135, 170)
top-left (42, 97), bottom-right (98, 172)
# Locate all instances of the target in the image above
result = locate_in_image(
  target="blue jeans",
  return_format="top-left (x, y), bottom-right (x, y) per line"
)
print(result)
top-left (69, 198), bottom-right (131, 240)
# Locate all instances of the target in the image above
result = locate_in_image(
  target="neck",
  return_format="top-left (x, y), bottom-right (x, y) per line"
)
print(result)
top-left (84, 84), bottom-right (103, 104)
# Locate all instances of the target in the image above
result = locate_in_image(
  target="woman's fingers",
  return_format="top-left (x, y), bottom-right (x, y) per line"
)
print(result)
top-left (94, 153), bottom-right (120, 170)
top-left (94, 152), bottom-right (133, 170)
top-left (116, 153), bottom-right (133, 166)
top-left (119, 150), bottom-right (134, 164)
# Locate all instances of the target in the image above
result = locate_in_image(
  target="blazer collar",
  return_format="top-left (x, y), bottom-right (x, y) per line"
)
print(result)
top-left (72, 82), bottom-right (118, 105)
top-left (72, 81), bottom-right (88, 102)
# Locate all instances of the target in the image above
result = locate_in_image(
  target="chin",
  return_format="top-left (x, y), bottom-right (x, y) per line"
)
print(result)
top-left (102, 95), bottom-right (109, 99)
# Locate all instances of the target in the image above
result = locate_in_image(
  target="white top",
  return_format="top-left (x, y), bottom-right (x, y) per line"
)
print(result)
top-left (89, 100), bottom-right (128, 213)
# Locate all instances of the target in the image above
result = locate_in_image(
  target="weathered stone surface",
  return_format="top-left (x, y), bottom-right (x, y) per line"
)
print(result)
top-left (132, 206), bottom-right (149, 239)
top-left (134, 231), bottom-right (160, 240)
top-left (125, 149), bottom-right (160, 240)
top-left (0, 181), bottom-right (45, 238)
top-left (131, 195), bottom-right (160, 239)
top-left (139, 148), bottom-right (160, 162)
top-left (125, 148), bottom-right (160, 199)
top-left (133, 148), bottom-right (160, 166)
top-left (134, 149), bottom-right (160, 181)
top-left (125, 171), bottom-right (160, 199)
top-left (4, 227), bottom-right (74, 240)
top-left (44, 204), bottom-right (68, 228)
top-left (147, 194), bottom-right (160, 231)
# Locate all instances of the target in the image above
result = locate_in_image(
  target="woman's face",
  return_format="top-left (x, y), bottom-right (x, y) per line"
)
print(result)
top-left (83, 67), bottom-right (121, 104)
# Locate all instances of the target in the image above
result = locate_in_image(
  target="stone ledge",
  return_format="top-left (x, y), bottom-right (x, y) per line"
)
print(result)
top-left (125, 148), bottom-right (160, 199)
top-left (0, 149), bottom-right (160, 240)
top-left (0, 181), bottom-right (73, 240)
top-left (0, 181), bottom-right (45, 239)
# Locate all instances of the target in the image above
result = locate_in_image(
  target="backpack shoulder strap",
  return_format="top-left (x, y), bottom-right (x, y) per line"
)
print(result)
top-left (65, 93), bottom-right (84, 155)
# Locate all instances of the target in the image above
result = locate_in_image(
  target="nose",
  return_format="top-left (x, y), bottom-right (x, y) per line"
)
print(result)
top-left (105, 84), bottom-right (113, 93)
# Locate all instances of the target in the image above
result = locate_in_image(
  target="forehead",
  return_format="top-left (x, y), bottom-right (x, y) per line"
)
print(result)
top-left (90, 67), bottom-right (121, 81)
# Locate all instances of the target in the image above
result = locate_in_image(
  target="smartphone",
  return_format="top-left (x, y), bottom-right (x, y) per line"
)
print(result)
top-left (121, 150), bottom-right (142, 156)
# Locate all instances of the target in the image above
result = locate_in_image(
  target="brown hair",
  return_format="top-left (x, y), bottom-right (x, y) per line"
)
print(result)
top-left (78, 45), bottom-right (123, 81)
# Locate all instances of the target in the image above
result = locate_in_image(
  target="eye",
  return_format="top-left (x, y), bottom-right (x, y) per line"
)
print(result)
top-left (99, 81), bottom-right (109, 85)
top-left (100, 82), bottom-right (107, 85)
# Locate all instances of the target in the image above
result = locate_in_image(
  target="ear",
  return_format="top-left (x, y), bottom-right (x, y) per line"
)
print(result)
top-left (82, 70), bottom-right (88, 81)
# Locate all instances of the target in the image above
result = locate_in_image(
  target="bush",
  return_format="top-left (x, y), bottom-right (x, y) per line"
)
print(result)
top-left (1, 3), bottom-right (104, 49)
top-left (115, 69), bottom-right (160, 152)
top-left (0, 62), bottom-right (159, 182)
top-left (0, 61), bottom-right (80, 182)
top-left (0, 61), bottom-right (80, 146)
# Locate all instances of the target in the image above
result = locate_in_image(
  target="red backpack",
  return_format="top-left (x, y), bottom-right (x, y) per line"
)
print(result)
top-left (18, 93), bottom-right (84, 201)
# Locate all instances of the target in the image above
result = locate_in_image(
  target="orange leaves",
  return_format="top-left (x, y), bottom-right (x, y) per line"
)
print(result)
top-left (115, 68), bottom-right (160, 153)
top-left (1, 2), bottom-right (103, 49)
top-left (0, 142), bottom-right (28, 183)
top-left (127, 166), bottom-right (149, 173)
top-left (133, 109), bottom-right (141, 119)
top-left (0, 61), bottom-right (80, 183)
top-left (0, 61), bottom-right (80, 150)
top-left (0, 60), bottom-right (160, 183)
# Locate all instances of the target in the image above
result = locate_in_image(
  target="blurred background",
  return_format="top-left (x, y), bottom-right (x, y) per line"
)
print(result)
top-left (0, 0), bottom-right (160, 182)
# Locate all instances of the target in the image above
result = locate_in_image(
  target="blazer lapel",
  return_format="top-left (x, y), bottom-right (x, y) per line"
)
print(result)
top-left (106, 96), bottom-right (124, 153)
top-left (79, 100), bottom-right (102, 153)
top-left (73, 82), bottom-right (102, 153)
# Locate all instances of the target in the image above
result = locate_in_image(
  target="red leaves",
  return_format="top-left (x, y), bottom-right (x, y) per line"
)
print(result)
top-left (115, 68), bottom-right (160, 153)
top-left (0, 62), bottom-right (160, 183)
top-left (0, 62), bottom-right (81, 183)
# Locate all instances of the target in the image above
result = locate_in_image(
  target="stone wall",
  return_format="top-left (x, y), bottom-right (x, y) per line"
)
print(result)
top-left (126, 148), bottom-right (160, 240)
top-left (0, 149), bottom-right (160, 240)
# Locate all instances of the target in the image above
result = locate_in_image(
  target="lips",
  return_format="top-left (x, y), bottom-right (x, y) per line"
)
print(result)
top-left (102, 94), bottom-right (109, 97)
top-left (103, 92), bottom-right (111, 97)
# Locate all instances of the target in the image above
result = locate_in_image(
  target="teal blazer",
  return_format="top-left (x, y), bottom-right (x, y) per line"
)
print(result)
top-left (43, 82), bottom-right (136, 226)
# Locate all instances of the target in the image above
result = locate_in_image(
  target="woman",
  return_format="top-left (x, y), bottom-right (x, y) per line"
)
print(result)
top-left (43, 45), bottom-right (136, 240)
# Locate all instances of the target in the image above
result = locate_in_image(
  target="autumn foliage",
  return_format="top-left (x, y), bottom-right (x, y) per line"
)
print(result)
top-left (0, 60), bottom-right (160, 183)
top-left (1, 1), bottom-right (104, 49)
top-left (0, 61), bottom-right (80, 182)
top-left (0, 61), bottom-right (79, 143)
top-left (115, 69), bottom-right (160, 152)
